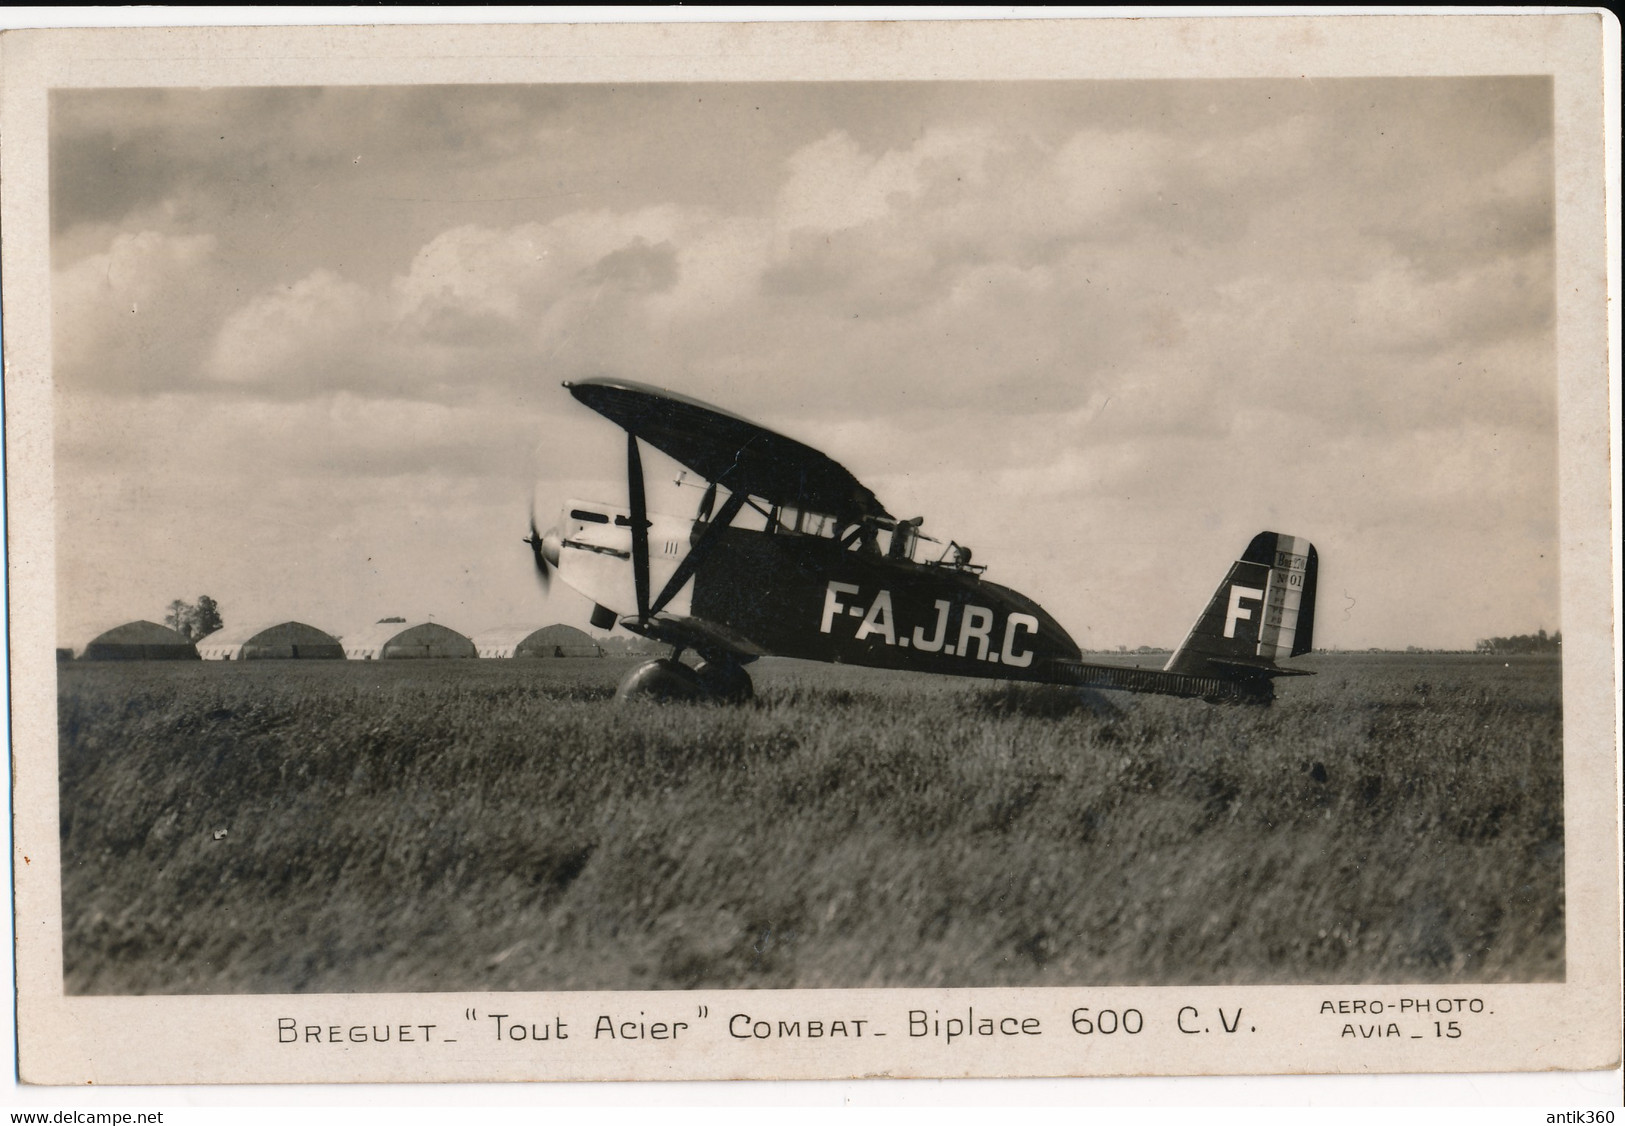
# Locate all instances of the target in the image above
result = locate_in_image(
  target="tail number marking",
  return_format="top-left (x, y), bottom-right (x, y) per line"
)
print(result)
top-left (1224, 585), bottom-right (1265, 639)
top-left (854, 591), bottom-right (897, 645)
top-left (823, 582), bottom-right (1039, 668)
top-left (1002, 614), bottom-right (1038, 669)
top-left (820, 581), bottom-right (862, 633)
top-left (912, 600), bottom-right (952, 652)
top-left (957, 606), bottom-right (995, 661)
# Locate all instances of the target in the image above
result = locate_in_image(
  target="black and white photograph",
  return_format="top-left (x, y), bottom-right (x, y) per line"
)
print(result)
top-left (5, 14), bottom-right (1618, 1089)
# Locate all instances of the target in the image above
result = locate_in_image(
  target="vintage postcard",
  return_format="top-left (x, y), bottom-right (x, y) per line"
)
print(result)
top-left (3, 14), bottom-right (1619, 1086)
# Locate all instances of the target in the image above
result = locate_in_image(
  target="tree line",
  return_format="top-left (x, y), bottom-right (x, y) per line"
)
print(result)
top-left (165, 595), bottom-right (222, 641)
top-left (1475, 629), bottom-right (1560, 653)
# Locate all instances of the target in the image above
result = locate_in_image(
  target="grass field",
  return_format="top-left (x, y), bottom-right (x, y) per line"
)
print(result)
top-left (56, 652), bottom-right (1563, 994)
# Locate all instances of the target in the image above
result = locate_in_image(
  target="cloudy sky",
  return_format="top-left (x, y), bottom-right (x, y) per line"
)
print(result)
top-left (51, 79), bottom-right (1556, 650)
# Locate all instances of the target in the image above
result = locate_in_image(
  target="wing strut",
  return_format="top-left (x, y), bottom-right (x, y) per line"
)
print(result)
top-left (648, 487), bottom-right (749, 617)
top-left (627, 432), bottom-right (651, 620)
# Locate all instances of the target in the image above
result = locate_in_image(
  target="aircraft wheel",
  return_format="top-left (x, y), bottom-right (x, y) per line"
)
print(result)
top-left (615, 658), bottom-right (707, 703)
top-left (693, 657), bottom-right (754, 704)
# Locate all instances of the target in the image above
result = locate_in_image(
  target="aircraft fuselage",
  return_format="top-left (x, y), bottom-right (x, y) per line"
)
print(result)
top-left (539, 378), bottom-right (1314, 706)
top-left (554, 498), bottom-right (1082, 681)
top-left (691, 524), bottom-right (1081, 678)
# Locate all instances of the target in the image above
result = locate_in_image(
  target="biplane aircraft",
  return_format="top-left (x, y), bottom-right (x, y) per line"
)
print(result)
top-left (527, 378), bottom-right (1318, 705)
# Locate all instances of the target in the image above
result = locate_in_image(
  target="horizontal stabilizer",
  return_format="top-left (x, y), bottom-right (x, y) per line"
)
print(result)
top-left (1204, 657), bottom-right (1316, 678)
top-left (1050, 659), bottom-right (1276, 704)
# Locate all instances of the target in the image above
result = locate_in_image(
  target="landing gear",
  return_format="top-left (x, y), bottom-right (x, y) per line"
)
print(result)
top-left (615, 654), bottom-right (755, 704)
top-left (693, 656), bottom-right (754, 703)
top-left (615, 658), bottom-right (706, 702)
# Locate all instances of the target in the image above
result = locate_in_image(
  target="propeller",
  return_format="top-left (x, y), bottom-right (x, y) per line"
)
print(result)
top-left (525, 516), bottom-right (551, 591)
top-left (525, 492), bottom-right (562, 593)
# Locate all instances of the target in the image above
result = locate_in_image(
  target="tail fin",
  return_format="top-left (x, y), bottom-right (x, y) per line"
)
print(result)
top-left (1165, 531), bottom-right (1318, 678)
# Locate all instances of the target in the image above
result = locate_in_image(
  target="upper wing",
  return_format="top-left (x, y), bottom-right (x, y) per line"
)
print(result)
top-left (566, 377), bottom-right (891, 525)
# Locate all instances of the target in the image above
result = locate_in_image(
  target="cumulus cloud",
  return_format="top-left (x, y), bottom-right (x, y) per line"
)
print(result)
top-left (55, 390), bottom-right (545, 485)
top-left (53, 230), bottom-right (228, 393)
top-left (776, 128), bottom-right (995, 234)
top-left (209, 270), bottom-right (374, 388)
top-left (54, 100), bottom-right (1556, 442)
top-left (49, 80), bottom-right (1561, 648)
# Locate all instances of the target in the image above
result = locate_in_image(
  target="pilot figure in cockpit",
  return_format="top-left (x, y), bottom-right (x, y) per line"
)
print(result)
top-left (888, 516), bottom-right (925, 561)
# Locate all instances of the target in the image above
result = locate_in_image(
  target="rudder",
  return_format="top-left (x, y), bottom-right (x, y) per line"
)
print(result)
top-left (1164, 531), bottom-right (1318, 678)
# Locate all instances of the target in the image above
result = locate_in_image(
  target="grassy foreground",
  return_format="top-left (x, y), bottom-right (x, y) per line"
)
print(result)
top-left (57, 653), bottom-right (1563, 993)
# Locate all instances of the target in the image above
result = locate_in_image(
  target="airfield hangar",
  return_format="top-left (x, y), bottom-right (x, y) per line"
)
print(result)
top-left (197, 621), bottom-right (345, 661)
top-left (79, 621), bottom-right (201, 661)
top-left (472, 624), bottom-right (604, 659)
top-left (342, 621), bottom-right (477, 660)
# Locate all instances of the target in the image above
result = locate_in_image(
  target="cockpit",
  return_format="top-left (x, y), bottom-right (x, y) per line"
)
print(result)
top-left (722, 494), bottom-right (982, 572)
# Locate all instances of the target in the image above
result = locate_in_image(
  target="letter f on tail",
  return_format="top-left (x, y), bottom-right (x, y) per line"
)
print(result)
top-left (1165, 531), bottom-right (1318, 678)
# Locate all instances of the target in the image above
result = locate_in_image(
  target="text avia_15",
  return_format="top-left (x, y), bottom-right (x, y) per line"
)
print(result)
top-left (527, 378), bottom-right (1318, 705)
